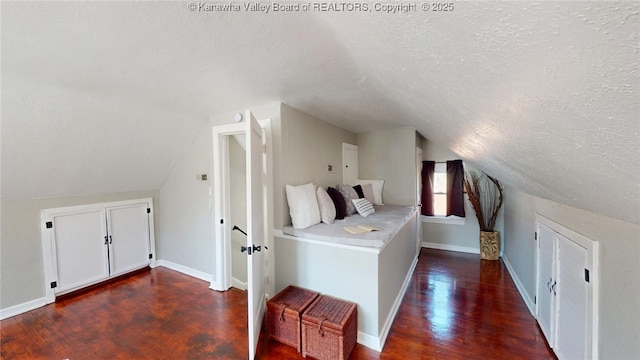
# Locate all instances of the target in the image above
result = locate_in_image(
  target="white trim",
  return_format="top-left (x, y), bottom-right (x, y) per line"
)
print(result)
top-left (421, 215), bottom-right (466, 225)
top-left (147, 198), bottom-right (157, 268)
top-left (355, 255), bottom-right (419, 352)
top-left (422, 241), bottom-right (480, 255)
top-left (41, 198), bottom-right (155, 218)
top-left (502, 254), bottom-right (535, 315)
top-left (41, 212), bottom-right (57, 304)
top-left (378, 255), bottom-right (419, 350)
top-left (273, 229), bottom-right (382, 254)
top-left (357, 331), bottom-right (382, 352)
top-left (232, 277), bottom-right (247, 291)
top-left (213, 125), bottom-right (239, 291)
top-left (0, 297), bottom-right (47, 320)
top-left (156, 260), bottom-right (213, 283)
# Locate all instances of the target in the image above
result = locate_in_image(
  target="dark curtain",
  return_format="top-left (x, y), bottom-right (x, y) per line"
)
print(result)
top-left (446, 160), bottom-right (466, 217)
top-left (421, 161), bottom-right (435, 216)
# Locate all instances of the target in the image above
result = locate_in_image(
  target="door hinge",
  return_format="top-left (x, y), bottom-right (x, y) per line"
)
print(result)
top-left (534, 232), bottom-right (537, 240)
top-left (50, 281), bottom-right (57, 289)
top-left (147, 208), bottom-right (151, 214)
top-left (534, 296), bottom-right (536, 304)
top-left (149, 253), bottom-right (153, 259)
top-left (585, 269), bottom-right (590, 283)
top-left (220, 219), bottom-right (224, 224)
top-left (46, 221), bottom-right (53, 229)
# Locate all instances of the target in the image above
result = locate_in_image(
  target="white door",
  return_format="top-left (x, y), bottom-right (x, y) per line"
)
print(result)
top-left (107, 203), bottom-right (151, 277)
top-left (342, 143), bottom-right (358, 185)
top-left (555, 234), bottom-right (589, 360)
top-left (53, 209), bottom-right (109, 294)
top-left (246, 110), bottom-right (265, 359)
top-left (536, 224), bottom-right (556, 346)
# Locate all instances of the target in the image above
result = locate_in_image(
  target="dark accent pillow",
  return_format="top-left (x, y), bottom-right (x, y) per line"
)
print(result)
top-left (327, 187), bottom-right (346, 220)
top-left (352, 185), bottom-right (365, 199)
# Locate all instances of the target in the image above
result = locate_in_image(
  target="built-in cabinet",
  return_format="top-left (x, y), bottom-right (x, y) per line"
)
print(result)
top-left (536, 216), bottom-right (598, 360)
top-left (41, 198), bottom-right (156, 302)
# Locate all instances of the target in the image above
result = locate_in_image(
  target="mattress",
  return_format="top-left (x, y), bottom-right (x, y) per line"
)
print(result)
top-left (282, 205), bottom-right (417, 249)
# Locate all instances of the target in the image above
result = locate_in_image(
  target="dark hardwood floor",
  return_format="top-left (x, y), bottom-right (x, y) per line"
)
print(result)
top-left (0, 248), bottom-right (555, 359)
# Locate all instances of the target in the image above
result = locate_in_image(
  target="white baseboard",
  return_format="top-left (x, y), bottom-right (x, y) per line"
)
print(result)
top-left (156, 260), bottom-right (213, 283)
top-left (422, 242), bottom-right (480, 255)
top-left (0, 297), bottom-right (47, 320)
top-left (502, 255), bottom-right (535, 316)
top-left (357, 254), bottom-right (419, 352)
top-left (232, 277), bottom-right (247, 291)
top-left (377, 254), bottom-right (419, 350)
top-left (357, 331), bottom-right (382, 351)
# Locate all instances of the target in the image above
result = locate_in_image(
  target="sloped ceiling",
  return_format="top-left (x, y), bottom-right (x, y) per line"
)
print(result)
top-left (2, 2), bottom-right (638, 224)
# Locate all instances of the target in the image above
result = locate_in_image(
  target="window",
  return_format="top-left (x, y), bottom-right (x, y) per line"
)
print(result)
top-left (421, 160), bottom-right (466, 225)
top-left (433, 163), bottom-right (447, 216)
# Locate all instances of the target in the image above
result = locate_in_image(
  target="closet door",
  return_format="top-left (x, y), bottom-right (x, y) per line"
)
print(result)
top-left (342, 143), bottom-right (358, 185)
top-left (536, 224), bottom-right (556, 346)
top-left (555, 234), bottom-right (589, 360)
top-left (106, 203), bottom-right (151, 277)
top-left (53, 209), bottom-right (109, 294)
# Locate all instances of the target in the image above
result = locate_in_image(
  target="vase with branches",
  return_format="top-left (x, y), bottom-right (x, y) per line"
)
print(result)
top-left (464, 170), bottom-right (504, 260)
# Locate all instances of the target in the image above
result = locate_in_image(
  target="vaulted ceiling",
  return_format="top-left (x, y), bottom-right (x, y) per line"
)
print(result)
top-left (2, 1), bottom-right (638, 224)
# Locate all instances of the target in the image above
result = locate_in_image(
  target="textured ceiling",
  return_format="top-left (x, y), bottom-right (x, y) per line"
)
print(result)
top-left (2, 1), bottom-right (639, 224)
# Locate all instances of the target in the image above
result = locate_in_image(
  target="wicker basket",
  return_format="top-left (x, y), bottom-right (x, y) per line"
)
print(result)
top-left (301, 295), bottom-right (357, 360)
top-left (267, 286), bottom-right (320, 352)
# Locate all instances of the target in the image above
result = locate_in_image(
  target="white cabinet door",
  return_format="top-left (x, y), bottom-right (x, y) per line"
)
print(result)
top-left (536, 224), bottom-right (556, 346)
top-left (106, 203), bottom-right (151, 277)
top-left (536, 218), bottom-right (597, 360)
top-left (555, 234), bottom-right (589, 360)
top-left (53, 209), bottom-right (109, 294)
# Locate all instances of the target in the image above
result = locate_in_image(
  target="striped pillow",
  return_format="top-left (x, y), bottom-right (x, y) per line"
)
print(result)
top-left (352, 198), bottom-right (375, 217)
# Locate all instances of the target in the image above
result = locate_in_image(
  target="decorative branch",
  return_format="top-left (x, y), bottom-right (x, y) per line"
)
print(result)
top-left (464, 170), bottom-right (503, 232)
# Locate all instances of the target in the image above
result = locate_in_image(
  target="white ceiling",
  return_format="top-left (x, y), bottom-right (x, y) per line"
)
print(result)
top-left (2, 1), bottom-right (639, 224)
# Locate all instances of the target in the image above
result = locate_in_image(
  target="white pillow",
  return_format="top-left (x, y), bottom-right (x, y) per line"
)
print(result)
top-left (352, 198), bottom-right (375, 217)
top-left (316, 187), bottom-right (336, 224)
top-left (285, 183), bottom-right (321, 229)
top-left (357, 179), bottom-right (384, 205)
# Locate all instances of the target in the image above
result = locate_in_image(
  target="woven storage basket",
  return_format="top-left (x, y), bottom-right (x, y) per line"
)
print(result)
top-left (301, 295), bottom-right (357, 360)
top-left (267, 286), bottom-right (319, 352)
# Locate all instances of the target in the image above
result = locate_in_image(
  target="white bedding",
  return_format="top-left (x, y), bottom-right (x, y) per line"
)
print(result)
top-left (282, 205), bottom-right (417, 249)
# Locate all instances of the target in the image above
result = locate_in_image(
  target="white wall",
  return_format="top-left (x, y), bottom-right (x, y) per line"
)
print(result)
top-left (0, 190), bottom-right (159, 309)
top-left (357, 127), bottom-right (418, 206)
top-left (502, 185), bottom-right (640, 359)
top-left (280, 104), bottom-right (356, 226)
top-left (420, 138), bottom-right (504, 253)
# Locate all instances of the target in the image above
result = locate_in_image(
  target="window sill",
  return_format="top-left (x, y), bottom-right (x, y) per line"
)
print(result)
top-left (421, 215), bottom-right (466, 226)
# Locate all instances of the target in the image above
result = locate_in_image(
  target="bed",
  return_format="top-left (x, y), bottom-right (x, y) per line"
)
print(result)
top-left (274, 205), bottom-right (420, 351)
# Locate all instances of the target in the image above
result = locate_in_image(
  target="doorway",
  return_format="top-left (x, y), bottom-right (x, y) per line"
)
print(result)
top-left (212, 114), bottom-right (274, 359)
top-left (228, 134), bottom-right (248, 290)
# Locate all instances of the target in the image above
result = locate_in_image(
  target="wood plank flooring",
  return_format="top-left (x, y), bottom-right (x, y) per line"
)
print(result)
top-left (1, 249), bottom-right (555, 359)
